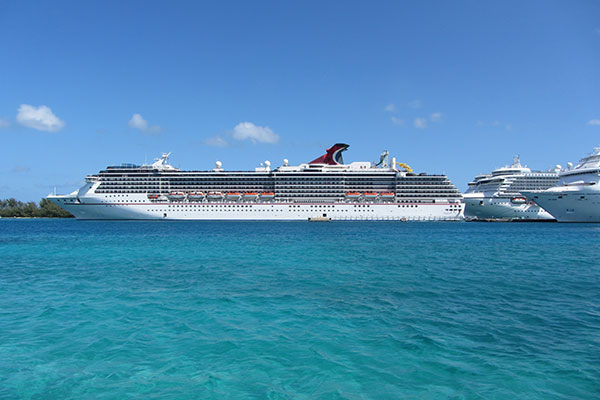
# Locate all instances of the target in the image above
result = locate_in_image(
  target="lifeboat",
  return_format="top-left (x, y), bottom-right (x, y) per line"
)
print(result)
top-left (147, 193), bottom-right (160, 200)
top-left (167, 192), bottom-right (186, 201)
top-left (380, 192), bottom-right (395, 200)
top-left (225, 192), bottom-right (241, 201)
top-left (345, 192), bottom-right (361, 200)
top-left (206, 192), bottom-right (224, 201)
top-left (259, 192), bottom-right (275, 201)
top-left (511, 196), bottom-right (527, 204)
top-left (363, 192), bottom-right (379, 200)
top-left (187, 192), bottom-right (205, 201)
top-left (243, 192), bottom-right (258, 200)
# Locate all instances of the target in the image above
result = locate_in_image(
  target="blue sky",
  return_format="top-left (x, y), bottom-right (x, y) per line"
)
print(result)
top-left (1, 1), bottom-right (599, 201)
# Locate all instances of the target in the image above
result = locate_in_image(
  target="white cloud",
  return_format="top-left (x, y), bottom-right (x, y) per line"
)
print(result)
top-left (505, 123), bottom-right (512, 131)
top-left (384, 103), bottom-right (396, 112)
top-left (391, 116), bottom-right (404, 126)
top-left (588, 119), bottom-right (600, 126)
top-left (232, 122), bottom-right (279, 144)
top-left (129, 113), bottom-right (148, 130)
top-left (16, 104), bottom-right (65, 132)
top-left (0, 118), bottom-right (9, 128)
top-left (430, 112), bottom-right (442, 122)
top-left (204, 136), bottom-right (229, 147)
top-left (414, 117), bottom-right (427, 129)
top-left (128, 113), bottom-right (161, 134)
top-left (408, 99), bottom-right (422, 109)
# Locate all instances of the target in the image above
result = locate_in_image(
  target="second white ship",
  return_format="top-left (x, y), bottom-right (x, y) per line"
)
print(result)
top-left (463, 156), bottom-right (559, 221)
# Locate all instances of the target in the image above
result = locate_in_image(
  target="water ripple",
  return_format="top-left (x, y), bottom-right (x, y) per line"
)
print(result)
top-left (0, 220), bottom-right (599, 399)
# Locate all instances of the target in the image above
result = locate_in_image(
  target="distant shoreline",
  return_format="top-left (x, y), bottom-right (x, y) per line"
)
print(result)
top-left (0, 216), bottom-right (72, 219)
top-left (1, 198), bottom-right (74, 218)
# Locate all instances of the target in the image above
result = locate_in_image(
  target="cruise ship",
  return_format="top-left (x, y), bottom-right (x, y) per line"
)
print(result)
top-left (523, 147), bottom-right (600, 222)
top-left (48, 144), bottom-right (464, 221)
top-left (463, 156), bottom-right (559, 221)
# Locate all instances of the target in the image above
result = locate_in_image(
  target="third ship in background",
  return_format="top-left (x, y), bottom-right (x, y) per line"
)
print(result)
top-left (463, 156), bottom-right (559, 221)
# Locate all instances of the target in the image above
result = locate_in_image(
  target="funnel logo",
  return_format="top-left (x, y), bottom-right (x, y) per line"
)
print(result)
top-left (309, 143), bottom-right (349, 165)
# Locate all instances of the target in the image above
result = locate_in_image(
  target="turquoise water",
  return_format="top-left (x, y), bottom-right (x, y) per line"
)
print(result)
top-left (0, 220), bottom-right (599, 399)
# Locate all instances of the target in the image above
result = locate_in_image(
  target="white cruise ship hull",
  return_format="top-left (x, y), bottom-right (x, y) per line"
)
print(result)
top-left (523, 189), bottom-right (600, 222)
top-left (48, 145), bottom-right (466, 221)
top-left (463, 195), bottom-right (554, 221)
top-left (49, 196), bottom-right (464, 221)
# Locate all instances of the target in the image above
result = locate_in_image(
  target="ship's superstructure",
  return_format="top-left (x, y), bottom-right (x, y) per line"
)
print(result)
top-left (48, 144), bottom-right (464, 220)
top-left (463, 156), bottom-right (559, 220)
top-left (523, 147), bottom-right (600, 222)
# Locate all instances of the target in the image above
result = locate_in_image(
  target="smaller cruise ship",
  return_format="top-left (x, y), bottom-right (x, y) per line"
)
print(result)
top-left (463, 156), bottom-right (559, 221)
top-left (523, 147), bottom-right (600, 222)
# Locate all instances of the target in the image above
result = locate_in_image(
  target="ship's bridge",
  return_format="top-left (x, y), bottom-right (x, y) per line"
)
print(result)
top-left (491, 155), bottom-right (531, 176)
top-left (567, 147), bottom-right (600, 172)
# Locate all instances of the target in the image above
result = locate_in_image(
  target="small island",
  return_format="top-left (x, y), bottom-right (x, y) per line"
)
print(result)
top-left (0, 198), bottom-right (74, 218)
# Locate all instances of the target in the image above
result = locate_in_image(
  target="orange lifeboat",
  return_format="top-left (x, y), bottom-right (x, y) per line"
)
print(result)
top-left (167, 192), bottom-right (186, 201)
top-left (380, 192), bottom-right (395, 201)
top-left (345, 192), bottom-right (361, 200)
top-left (206, 192), bottom-right (223, 201)
top-left (363, 192), bottom-right (379, 200)
top-left (225, 192), bottom-right (241, 201)
top-left (259, 192), bottom-right (275, 201)
top-left (147, 193), bottom-right (160, 200)
top-left (188, 192), bottom-right (205, 201)
top-left (243, 192), bottom-right (258, 200)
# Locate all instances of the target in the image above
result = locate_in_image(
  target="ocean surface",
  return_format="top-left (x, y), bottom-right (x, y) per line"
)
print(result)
top-left (0, 220), bottom-right (599, 399)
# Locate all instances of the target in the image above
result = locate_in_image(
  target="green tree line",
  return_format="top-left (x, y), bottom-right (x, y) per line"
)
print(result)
top-left (0, 198), bottom-right (74, 218)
